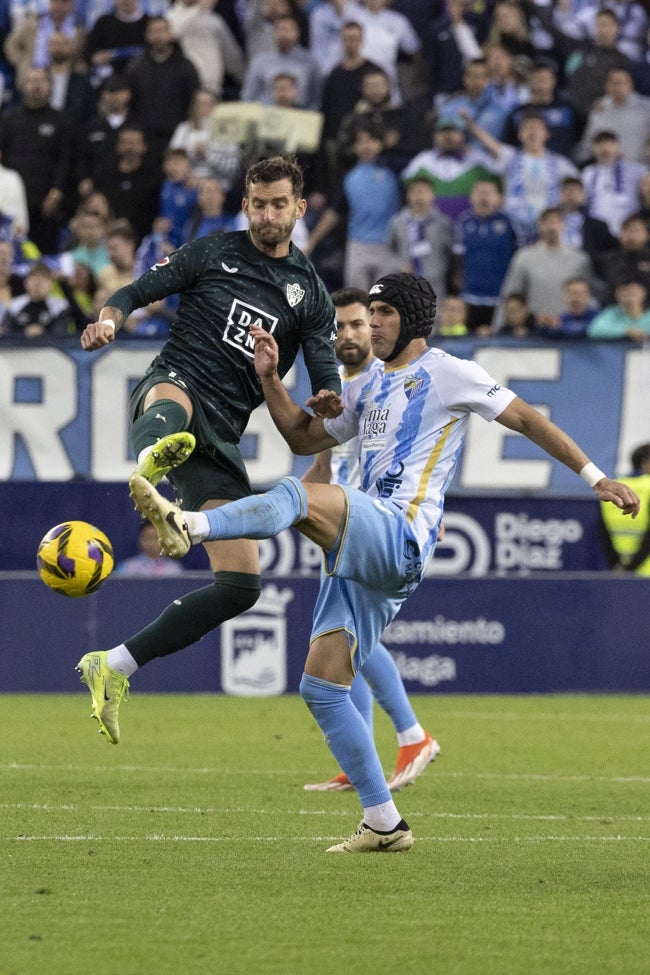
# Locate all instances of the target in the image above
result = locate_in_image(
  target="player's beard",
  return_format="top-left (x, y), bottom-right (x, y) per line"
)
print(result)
top-left (250, 217), bottom-right (295, 251)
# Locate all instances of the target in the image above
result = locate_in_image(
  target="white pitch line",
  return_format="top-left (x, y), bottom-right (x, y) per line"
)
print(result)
top-left (2, 802), bottom-right (650, 823)
top-left (4, 763), bottom-right (650, 784)
top-left (6, 834), bottom-right (650, 844)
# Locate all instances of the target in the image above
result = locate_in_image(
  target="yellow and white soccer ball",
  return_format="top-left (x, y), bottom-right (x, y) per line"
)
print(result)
top-left (37, 520), bottom-right (114, 597)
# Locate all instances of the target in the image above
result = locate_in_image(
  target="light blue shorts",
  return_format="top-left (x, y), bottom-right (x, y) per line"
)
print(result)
top-left (310, 488), bottom-right (427, 673)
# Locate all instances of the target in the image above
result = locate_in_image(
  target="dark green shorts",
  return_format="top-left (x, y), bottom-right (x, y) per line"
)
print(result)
top-left (129, 366), bottom-right (253, 510)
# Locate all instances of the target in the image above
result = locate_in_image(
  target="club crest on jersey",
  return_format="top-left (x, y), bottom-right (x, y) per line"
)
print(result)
top-left (286, 282), bottom-right (305, 307)
top-left (151, 256), bottom-right (171, 271)
top-left (404, 375), bottom-right (425, 400)
top-left (223, 299), bottom-right (279, 358)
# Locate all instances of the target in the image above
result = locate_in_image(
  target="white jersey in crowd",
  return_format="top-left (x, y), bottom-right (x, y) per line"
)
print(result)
top-left (324, 346), bottom-right (516, 555)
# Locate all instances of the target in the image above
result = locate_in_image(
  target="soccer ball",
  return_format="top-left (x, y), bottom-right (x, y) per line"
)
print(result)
top-left (37, 521), bottom-right (114, 597)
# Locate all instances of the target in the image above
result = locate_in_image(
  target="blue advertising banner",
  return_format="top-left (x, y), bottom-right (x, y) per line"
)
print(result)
top-left (2, 338), bottom-right (650, 491)
top-left (1, 575), bottom-right (648, 694)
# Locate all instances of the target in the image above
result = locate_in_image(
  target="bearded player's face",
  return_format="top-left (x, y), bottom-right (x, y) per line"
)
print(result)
top-left (242, 179), bottom-right (306, 256)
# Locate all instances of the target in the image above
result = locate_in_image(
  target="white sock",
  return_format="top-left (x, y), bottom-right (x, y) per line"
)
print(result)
top-left (397, 722), bottom-right (426, 747)
top-left (106, 645), bottom-right (139, 677)
top-left (184, 510), bottom-right (210, 543)
top-left (363, 799), bottom-right (401, 832)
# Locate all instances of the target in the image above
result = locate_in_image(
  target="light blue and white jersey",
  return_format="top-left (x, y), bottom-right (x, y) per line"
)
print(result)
top-left (324, 347), bottom-right (516, 555)
top-left (330, 358), bottom-right (381, 489)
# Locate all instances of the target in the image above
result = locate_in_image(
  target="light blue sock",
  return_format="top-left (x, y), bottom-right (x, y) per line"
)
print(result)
top-left (350, 672), bottom-right (374, 730)
top-left (361, 642), bottom-right (417, 733)
top-left (204, 477), bottom-right (307, 540)
top-left (300, 673), bottom-right (391, 807)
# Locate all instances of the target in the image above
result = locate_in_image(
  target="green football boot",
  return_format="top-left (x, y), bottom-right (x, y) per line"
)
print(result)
top-left (76, 651), bottom-right (130, 745)
top-left (132, 431), bottom-right (196, 487)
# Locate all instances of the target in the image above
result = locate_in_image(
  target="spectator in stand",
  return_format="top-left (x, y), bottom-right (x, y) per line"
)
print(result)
top-left (437, 58), bottom-right (511, 141)
top-left (93, 124), bottom-right (162, 243)
top-left (436, 293), bottom-right (469, 336)
top-left (317, 20), bottom-right (382, 192)
top-left (637, 171), bottom-right (650, 234)
top-left (498, 291), bottom-right (536, 337)
top-left (84, 0), bottom-right (149, 87)
top-left (64, 207), bottom-right (110, 279)
top-left (495, 207), bottom-right (594, 330)
top-left (401, 117), bottom-right (499, 222)
top-left (588, 278), bottom-right (650, 341)
top-left (386, 176), bottom-right (453, 314)
top-left (462, 108), bottom-right (579, 245)
top-left (529, 5), bottom-right (631, 126)
top-left (182, 176), bottom-right (237, 244)
top-left (0, 152), bottom-right (29, 239)
top-left (304, 123), bottom-right (403, 291)
top-left (0, 66), bottom-right (73, 255)
top-left (4, 0), bottom-right (84, 91)
top-left (599, 441), bottom-right (650, 576)
top-left (241, 13), bottom-right (322, 110)
top-left (336, 66), bottom-right (409, 178)
top-left (76, 74), bottom-right (138, 199)
top-left (555, 0), bottom-right (648, 64)
top-left (115, 521), bottom-right (185, 577)
top-left (158, 146), bottom-right (198, 249)
top-left (168, 89), bottom-right (243, 195)
top-left (484, 1), bottom-right (535, 72)
top-left (581, 130), bottom-right (647, 236)
top-left (308, 0), bottom-right (363, 78)
top-left (47, 30), bottom-right (96, 124)
top-left (535, 276), bottom-right (599, 339)
top-left (97, 218), bottom-right (137, 293)
top-left (483, 43), bottom-right (527, 117)
top-left (0, 260), bottom-right (72, 338)
top-left (597, 213), bottom-right (650, 302)
top-left (354, 0), bottom-right (423, 100)
top-left (576, 68), bottom-right (650, 166)
top-left (0, 239), bottom-right (26, 315)
top-left (426, 0), bottom-right (484, 101)
top-left (502, 60), bottom-right (579, 160)
top-left (558, 176), bottom-right (617, 285)
top-left (243, 0), bottom-right (310, 62)
top-left (453, 178), bottom-right (518, 333)
top-left (165, 0), bottom-right (244, 99)
top-left (126, 15), bottom-right (200, 163)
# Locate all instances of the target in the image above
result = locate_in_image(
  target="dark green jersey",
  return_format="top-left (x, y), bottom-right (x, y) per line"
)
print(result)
top-left (109, 231), bottom-right (339, 440)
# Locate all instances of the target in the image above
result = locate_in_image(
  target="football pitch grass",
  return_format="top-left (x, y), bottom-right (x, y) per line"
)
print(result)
top-left (2, 693), bottom-right (648, 975)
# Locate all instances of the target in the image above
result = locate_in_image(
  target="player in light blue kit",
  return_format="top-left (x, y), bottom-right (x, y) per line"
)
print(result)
top-left (301, 287), bottom-right (439, 793)
top-left (131, 273), bottom-right (640, 852)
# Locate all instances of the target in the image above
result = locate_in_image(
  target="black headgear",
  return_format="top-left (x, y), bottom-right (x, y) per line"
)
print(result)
top-left (368, 273), bottom-right (437, 361)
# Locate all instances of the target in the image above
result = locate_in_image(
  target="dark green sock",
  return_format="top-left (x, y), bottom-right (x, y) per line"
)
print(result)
top-left (125, 571), bottom-right (262, 665)
top-left (132, 399), bottom-right (190, 457)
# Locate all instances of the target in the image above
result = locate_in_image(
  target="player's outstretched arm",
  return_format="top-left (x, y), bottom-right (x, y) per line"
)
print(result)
top-left (496, 397), bottom-right (641, 517)
top-left (80, 306), bottom-right (124, 350)
top-left (251, 325), bottom-right (338, 456)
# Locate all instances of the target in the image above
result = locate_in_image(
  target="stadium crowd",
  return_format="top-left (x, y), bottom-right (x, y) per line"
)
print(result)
top-left (1, 0), bottom-right (650, 341)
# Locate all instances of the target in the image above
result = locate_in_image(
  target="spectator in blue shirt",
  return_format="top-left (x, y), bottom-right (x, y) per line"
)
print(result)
top-left (536, 276), bottom-right (599, 339)
top-left (158, 146), bottom-right (198, 248)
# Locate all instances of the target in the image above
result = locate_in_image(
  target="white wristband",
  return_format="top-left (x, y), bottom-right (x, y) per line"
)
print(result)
top-left (580, 462), bottom-right (606, 487)
top-left (101, 318), bottom-right (116, 332)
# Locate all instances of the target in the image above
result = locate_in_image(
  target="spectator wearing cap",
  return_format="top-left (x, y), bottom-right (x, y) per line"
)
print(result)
top-left (588, 278), bottom-right (650, 341)
top-left (401, 115), bottom-right (499, 221)
top-left (462, 108), bottom-right (579, 245)
top-left (502, 60), bottom-right (579, 160)
top-left (581, 130), bottom-right (647, 236)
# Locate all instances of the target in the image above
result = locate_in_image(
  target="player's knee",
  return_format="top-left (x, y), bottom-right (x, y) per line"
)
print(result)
top-left (212, 571), bottom-right (261, 614)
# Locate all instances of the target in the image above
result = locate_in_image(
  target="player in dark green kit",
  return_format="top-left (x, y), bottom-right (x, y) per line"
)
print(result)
top-left (76, 156), bottom-right (340, 744)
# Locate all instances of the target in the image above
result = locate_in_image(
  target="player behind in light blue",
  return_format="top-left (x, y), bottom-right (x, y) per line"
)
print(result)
top-left (131, 273), bottom-right (640, 852)
top-left (301, 287), bottom-right (439, 793)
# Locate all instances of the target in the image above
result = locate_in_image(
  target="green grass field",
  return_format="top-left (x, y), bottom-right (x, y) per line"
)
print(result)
top-left (2, 693), bottom-right (648, 975)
